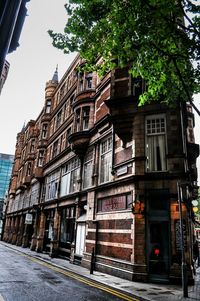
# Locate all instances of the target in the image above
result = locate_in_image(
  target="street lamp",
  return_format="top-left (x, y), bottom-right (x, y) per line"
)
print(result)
top-left (177, 182), bottom-right (188, 298)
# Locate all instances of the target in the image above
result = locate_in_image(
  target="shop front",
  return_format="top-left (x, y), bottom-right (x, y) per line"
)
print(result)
top-left (59, 206), bottom-right (75, 258)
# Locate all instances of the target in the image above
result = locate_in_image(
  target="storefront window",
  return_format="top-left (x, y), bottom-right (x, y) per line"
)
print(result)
top-left (60, 207), bottom-right (75, 247)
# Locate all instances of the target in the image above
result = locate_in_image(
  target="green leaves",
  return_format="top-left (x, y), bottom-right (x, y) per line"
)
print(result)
top-left (49, 0), bottom-right (200, 111)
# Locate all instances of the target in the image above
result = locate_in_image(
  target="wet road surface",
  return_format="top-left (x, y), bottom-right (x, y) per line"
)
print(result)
top-left (0, 243), bottom-right (136, 301)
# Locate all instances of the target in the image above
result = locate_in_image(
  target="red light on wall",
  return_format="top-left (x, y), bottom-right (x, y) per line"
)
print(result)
top-left (154, 248), bottom-right (160, 256)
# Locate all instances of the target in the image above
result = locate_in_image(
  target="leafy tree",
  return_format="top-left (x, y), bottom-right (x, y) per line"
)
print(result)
top-left (49, 0), bottom-right (200, 113)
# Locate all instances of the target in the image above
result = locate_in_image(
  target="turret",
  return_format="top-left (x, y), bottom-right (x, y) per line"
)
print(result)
top-left (45, 65), bottom-right (59, 100)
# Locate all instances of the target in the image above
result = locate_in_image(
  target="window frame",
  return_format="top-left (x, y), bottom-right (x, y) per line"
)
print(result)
top-left (45, 171), bottom-right (60, 201)
top-left (56, 109), bottom-right (62, 129)
top-left (41, 123), bottom-right (48, 139)
top-left (60, 157), bottom-right (81, 196)
top-left (38, 150), bottom-right (45, 167)
top-left (145, 114), bottom-right (167, 172)
top-left (82, 106), bottom-right (90, 130)
top-left (99, 136), bottom-right (112, 184)
top-left (52, 140), bottom-right (59, 159)
top-left (82, 148), bottom-right (94, 189)
top-left (46, 100), bottom-right (51, 114)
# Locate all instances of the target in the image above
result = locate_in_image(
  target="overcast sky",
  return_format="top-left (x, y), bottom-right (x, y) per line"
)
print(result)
top-left (0, 0), bottom-right (199, 179)
top-left (0, 0), bottom-right (76, 155)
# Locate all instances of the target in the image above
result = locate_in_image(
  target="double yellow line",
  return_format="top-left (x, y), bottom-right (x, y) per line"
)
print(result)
top-left (21, 252), bottom-right (138, 301)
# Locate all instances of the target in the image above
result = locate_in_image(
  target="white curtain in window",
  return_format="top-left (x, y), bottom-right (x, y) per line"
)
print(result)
top-left (70, 168), bottom-right (80, 192)
top-left (100, 152), bottom-right (112, 183)
top-left (147, 135), bottom-right (166, 171)
top-left (60, 173), bottom-right (71, 197)
top-left (83, 161), bottom-right (93, 188)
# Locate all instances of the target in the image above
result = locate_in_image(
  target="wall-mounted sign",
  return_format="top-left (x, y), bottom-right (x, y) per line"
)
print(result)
top-left (175, 219), bottom-right (187, 252)
top-left (117, 166), bottom-right (128, 176)
top-left (25, 213), bottom-right (33, 224)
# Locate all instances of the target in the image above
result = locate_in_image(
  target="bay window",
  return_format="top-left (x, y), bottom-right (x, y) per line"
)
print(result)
top-left (86, 73), bottom-right (93, 89)
top-left (75, 108), bottom-right (81, 132)
top-left (82, 107), bottom-right (90, 130)
top-left (75, 106), bottom-right (90, 131)
top-left (45, 100), bottom-right (51, 113)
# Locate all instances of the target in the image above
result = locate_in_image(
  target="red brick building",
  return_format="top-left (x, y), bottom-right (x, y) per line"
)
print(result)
top-left (3, 55), bottom-right (199, 283)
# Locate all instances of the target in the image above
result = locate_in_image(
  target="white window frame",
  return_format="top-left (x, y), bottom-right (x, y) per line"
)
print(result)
top-left (145, 114), bottom-right (167, 172)
top-left (99, 136), bottom-right (112, 184)
top-left (45, 171), bottom-right (60, 200)
top-left (60, 157), bottom-right (80, 196)
top-left (83, 148), bottom-right (94, 189)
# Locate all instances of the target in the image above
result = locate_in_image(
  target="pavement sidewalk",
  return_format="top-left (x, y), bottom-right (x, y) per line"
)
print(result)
top-left (0, 241), bottom-right (199, 301)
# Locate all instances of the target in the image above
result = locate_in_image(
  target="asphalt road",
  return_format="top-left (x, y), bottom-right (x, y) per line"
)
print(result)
top-left (0, 243), bottom-right (135, 301)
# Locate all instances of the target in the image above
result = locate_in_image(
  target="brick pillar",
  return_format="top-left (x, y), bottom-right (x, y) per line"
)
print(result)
top-left (35, 211), bottom-right (46, 253)
top-left (3, 217), bottom-right (9, 241)
top-left (50, 208), bottom-right (61, 258)
top-left (70, 204), bottom-right (79, 263)
top-left (16, 215), bottom-right (24, 246)
top-left (8, 217), bottom-right (15, 243)
top-left (11, 216), bottom-right (19, 244)
top-left (132, 211), bottom-right (148, 282)
top-left (30, 211), bottom-right (39, 251)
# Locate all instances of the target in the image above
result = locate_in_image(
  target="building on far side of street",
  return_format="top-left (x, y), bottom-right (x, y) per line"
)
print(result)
top-left (3, 55), bottom-right (199, 284)
top-left (0, 0), bottom-right (30, 93)
top-left (0, 153), bottom-right (14, 234)
top-left (0, 60), bottom-right (9, 94)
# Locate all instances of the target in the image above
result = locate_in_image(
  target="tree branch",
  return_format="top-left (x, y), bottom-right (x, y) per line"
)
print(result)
top-left (177, 0), bottom-right (200, 39)
top-left (172, 57), bottom-right (200, 116)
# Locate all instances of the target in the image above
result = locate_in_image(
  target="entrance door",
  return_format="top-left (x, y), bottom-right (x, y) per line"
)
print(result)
top-left (44, 219), bottom-right (53, 251)
top-left (75, 223), bottom-right (86, 256)
top-left (148, 221), bottom-right (169, 282)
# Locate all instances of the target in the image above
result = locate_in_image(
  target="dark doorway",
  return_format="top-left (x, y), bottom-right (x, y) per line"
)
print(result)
top-left (146, 189), bottom-right (170, 283)
top-left (43, 210), bottom-right (54, 252)
top-left (148, 221), bottom-right (169, 281)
